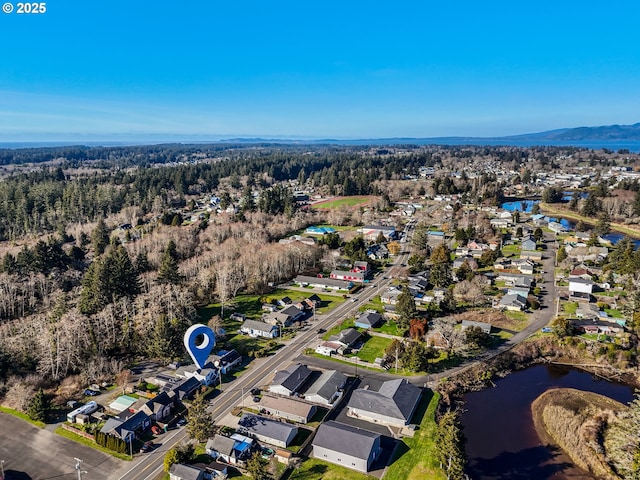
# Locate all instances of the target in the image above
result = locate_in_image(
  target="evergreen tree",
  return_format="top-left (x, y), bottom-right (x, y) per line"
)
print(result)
top-left (435, 411), bottom-right (467, 480)
top-left (186, 391), bottom-right (215, 442)
top-left (396, 289), bottom-right (417, 329)
top-left (595, 212), bottom-right (611, 236)
top-left (92, 218), bottom-right (110, 255)
top-left (109, 245), bottom-right (140, 297)
top-left (147, 314), bottom-right (174, 360)
top-left (157, 240), bottom-right (181, 284)
top-left (556, 245), bottom-right (568, 263)
top-left (27, 388), bottom-right (49, 423)
top-left (246, 452), bottom-right (274, 480)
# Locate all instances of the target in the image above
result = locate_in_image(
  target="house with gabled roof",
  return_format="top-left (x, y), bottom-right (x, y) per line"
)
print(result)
top-left (304, 370), bottom-right (347, 406)
top-left (237, 413), bottom-right (299, 448)
top-left (355, 311), bottom-right (383, 329)
top-left (205, 433), bottom-right (253, 465)
top-left (346, 378), bottom-right (421, 427)
top-left (328, 328), bottom-right (362, 350)
top-left (312, 421), bottom-right (382, 473)
top-left (100, 411), bottom-right (151, 443)
top-left (259, 395), bottom-right (317, 424)
top-left (497, 293), bottom-right (527, 311)
top-left (240, 319), bottom-right (278, 338)
top-left (138, 391), bottom-right (173, 422)
top-left (269, 363), bottom-right (313, 396)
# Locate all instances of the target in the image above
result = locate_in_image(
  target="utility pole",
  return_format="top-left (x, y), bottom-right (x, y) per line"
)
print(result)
top-left (1, 459), bottom-right (5, 480)
top-left (74, 458), bottom-right (86, 480)
top-left (395, 344), bottom-right (399, 374)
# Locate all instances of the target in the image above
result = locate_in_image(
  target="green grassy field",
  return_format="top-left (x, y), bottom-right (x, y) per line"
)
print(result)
top-left (353, 336), bottom-right (393, 363)
top-left (55, 426), bottom-right (131, 460)
top-left (374, 320), bottom-right (402, 336)
top-left (197, 289), bottom-right (347, 323)
top-left (312, 196), bottom-right (373, 209)
top-left (288, 458), bottom-right (375, 480)
top-left (385, 391), bottom-right (446, 480)
top-left (563, 302), bottom-right (578, 315)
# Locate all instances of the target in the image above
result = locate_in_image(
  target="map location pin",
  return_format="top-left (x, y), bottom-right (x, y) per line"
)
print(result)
top-left (183, 324), bottom-right (216, 369)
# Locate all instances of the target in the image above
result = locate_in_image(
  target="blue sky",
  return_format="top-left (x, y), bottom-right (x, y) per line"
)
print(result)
top-left (1, 1), bottom-right (640, 140)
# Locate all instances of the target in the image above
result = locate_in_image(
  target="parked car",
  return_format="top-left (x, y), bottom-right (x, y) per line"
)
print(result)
top-left (151, 425), bottom-right (162, 435)
top-left (176, 418), bottom-right (186, 427)
top-left (84, 389), bottom-right (99, 396)
top-left (250, 388), bottom-right (261, 395)
top-left (140, 441), bottom-right (155, 453)
top-left (253, 396), bottom-right (261, 403)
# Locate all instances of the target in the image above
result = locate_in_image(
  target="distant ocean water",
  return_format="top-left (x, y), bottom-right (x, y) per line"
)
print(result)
top-left (0, 139), bottom-right (640, 152)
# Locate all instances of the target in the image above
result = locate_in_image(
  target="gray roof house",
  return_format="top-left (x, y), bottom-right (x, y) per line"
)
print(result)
top-left (138, 391), bottom-right (173, 422)
top-left (205, 433), bottom-right (253, 464)
top-left (521, 236), bottom-right (537, 251)
top-left (328, 328), bottom-right (362, 349)
top-left (169, 463), bottom-right (205, 480)
top-left (240, 319), bottom-right (278, 338)
top-left (259, 395), bottom-right (317, 424)
top-left (355, 311), bottom-right (384, 329)
top-left (269, 364), bottom-right (313, 396)
top-left (461, 320), bottom-right (492, 334)
top-left (312, 421), bottom-right (382, 473)
top-left (304, 370), bottom-right (347, 406)
top-left (347, 379), bottom-right (421, 427)
top-left (497, 293), bottom-right (527, 311)
top-left (237, 413), bottom-right (299, 448)
top-left (100, 411), bottom-right (151, 443)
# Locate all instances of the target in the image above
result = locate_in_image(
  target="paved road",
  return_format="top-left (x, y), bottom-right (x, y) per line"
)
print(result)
top-left (0, 412), bottom-right (122, 480)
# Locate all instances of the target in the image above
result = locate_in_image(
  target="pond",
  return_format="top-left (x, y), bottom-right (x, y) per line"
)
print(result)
top-left (460, 364), bottom-right (635, 479)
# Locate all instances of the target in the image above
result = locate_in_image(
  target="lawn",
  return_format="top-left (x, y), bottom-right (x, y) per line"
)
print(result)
top-left (563, 302), bottom-right (578, 315)
top-left (504, 310), bottom-right (528, 326)
top-left (501, 244), bottom-right (521, 257)
top-left (197, 289), bottom-right (347, 323)
top-left (604, 308), bottom-right (624, 318)
top-left (374, 320), bottom-right (402, 336)
top-left (385, 390), bottom-right (446, 480)
top-left (353, 336), bottom-right (394, 363)
top-left (311, 196), bottom-right (373, 209)
top-left (289, 458), bottom-right (375, 480)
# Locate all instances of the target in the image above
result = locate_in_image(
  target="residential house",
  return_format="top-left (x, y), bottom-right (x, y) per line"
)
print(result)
top-left (548, 221), bottom-right (567, 234)
top-left (208, 350), bottom-right (242, 375)
top-left (258, 395), bottom-right (317, 424)
top-left (490, 218), bottom-right (510, 229)
top-left (569, 277), bottom-right (595, 296)
top-left (347, 379), bottom-right (421, 427)
top-left (163, 376), bottom-right (201, 402)
top-left (572, 319), bottom-right (624, 335)
top-left (240, 320), bottom-right (279, 339)
top-left (138, 391), bottom-right (173, 422)
top-left (355, 311), bottom-right (384, 329)
top-left (269, 364), bottom-right (313, 396)
top-left (497, 293), bottom-right (527, 311)
top-left (263, 311), bottom-right (293, 327)
top-left (380, 288), bottom-right (401, 305)
top-left (352, 261), bottom-right (370, 275)
top-left (521, 236), bottom-right (537, 251)
top-left (280, 305), bottom-right (305, 323)
top-left (367, 244), bottom-right (389, 260)
top-left (169, 464), bottom-right (205, 480)
top-left (100, 411), bottom-right (151, 443)
top-left (507, 286), bottom-right (530, 298)
top-left (304, 370), bottom-right (347, 406)
top-left (328, 328), bottom-right (363, 351)
top-left (277, 297), bottom-right (292, 307)
top-left (512, 259), bottom-right (535, 275)
top-left (312, 421), bottom-right (382, 473)
top-left (205, 434), bottom-right (253, 465)
top-left (315, 342), bottom-right (341, 356)
top-left (237, 413), bottom-right (299, 448)
top-left (175, 363), bottom-right (219, 387)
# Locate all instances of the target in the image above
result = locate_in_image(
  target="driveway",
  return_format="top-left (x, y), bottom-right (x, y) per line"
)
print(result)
top-left (0, 413), bottom-right (122, 480)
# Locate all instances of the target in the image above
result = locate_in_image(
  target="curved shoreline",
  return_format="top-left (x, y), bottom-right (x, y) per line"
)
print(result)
top-left (531, 388), bottom-right (626, 479)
